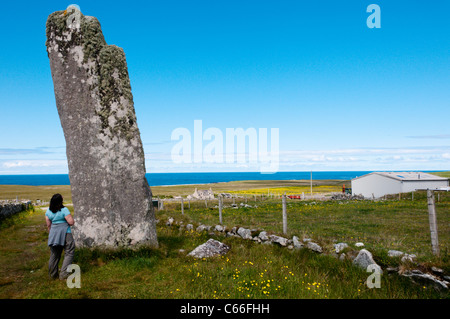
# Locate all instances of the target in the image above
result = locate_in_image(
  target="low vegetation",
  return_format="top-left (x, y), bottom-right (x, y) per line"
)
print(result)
top-left (0, 181), bottom-right (448, 299)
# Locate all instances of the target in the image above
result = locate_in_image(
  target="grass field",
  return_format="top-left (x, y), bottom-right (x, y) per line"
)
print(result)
top-left (0, 178), bottom-right (449, 299)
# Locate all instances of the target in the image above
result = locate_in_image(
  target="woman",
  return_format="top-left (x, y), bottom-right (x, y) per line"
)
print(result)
top-left (45, 194), bottom-right (75, 280)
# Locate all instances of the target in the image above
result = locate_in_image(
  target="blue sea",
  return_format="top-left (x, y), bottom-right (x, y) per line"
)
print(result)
top-left (0, 171), bottom-right (374, 186)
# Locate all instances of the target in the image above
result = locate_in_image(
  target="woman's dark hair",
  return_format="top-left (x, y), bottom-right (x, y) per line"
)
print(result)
top-left (49, 193), bottom-right (65, 213)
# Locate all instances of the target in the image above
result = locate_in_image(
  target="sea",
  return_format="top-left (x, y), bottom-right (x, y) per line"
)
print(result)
top-left (0, 171), bottom-right (389, 186)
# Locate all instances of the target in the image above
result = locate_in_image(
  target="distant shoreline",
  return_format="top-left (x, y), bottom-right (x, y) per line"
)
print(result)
top-left (1, 170), bottom-right (446, 187)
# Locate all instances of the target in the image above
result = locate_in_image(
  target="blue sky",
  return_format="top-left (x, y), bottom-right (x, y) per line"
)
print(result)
top-left (0, 0), bottom-right (449, 174)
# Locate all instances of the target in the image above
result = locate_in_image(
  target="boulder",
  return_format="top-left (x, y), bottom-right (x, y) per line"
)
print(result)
top-left (166, 218), bottom-right (174, 226)
top-left (334, 243), bottom-right (348, 254)
top-left (401, 254), bottom-right (417, 263)
top-left (196, 225), bottom-right (207, 232)
top-left (237, 227), bottom-right (252, 240)
top-left (187, 239), bottom-right (230, 259)
top-left (387, 250), bottom-right (404, 258)
top-left (258, 231), bottom-right (269, 241)
top-left (292, 236), bottom-right (304, 249)
top-left (306, 242), bottom-right (323, 253)
top-left (353, 249), bottom-right (382, 273)
top-left (269, 235), bottom-right (289, 247)
top-left (401, 270), bottom-right (448, 291)
top-left (215, 225), bottom-right (225, 232)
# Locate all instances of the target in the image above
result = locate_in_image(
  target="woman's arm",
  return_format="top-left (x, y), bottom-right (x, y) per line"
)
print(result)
top-left (45, 215), bottom-right (52, 232)
top-left (65, 213), bottom-right (75, 226)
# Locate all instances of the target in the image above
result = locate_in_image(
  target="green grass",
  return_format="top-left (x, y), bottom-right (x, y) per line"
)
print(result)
top-left (431, 171), bottom-right (450, 179)
top-left (0, 185), bottom-right (449, 299)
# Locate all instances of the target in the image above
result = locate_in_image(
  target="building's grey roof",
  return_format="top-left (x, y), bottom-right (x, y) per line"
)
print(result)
top-left (352, 172), bottom-right (448, 182)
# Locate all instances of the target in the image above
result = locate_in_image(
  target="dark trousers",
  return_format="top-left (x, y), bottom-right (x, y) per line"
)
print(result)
top-left (48, 233), bottom-right (75, 279)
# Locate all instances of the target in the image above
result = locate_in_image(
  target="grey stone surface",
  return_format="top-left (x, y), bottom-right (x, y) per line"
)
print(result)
top-left (0, 201), bottom-right (32, 221)
top-left (196, 224), bottom-right (207, 232)
top-left (401, 271), bottom-right (448, 291)
top-left (166, 217), bottom-right (174, 226)
top-left (187, 239), bottom-right (230, 259)
top-left (46, 6), bottom-right (157, 248)
top-left (306, 242), bottom-right (323, 253)
top-left (258, 231), bottom-right (269, 241)
top-left (388, 250), bottom-right (404, 257)
top-left (237, 227), bottom-right (252, 239)
top-left (334, 243), bottom-right (348, 254)
top-left (292, 236), bottom-right (304, 249)
top-left (353, 249), bottom-right (382, 273)
top-left (401, 254), bottom-right (417, 263)
top-left (269, 235), bottom-right (289, 247)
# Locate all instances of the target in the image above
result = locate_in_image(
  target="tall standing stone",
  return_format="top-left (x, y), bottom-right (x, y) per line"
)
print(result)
top-left (46, 5), bottom-right (158, 248)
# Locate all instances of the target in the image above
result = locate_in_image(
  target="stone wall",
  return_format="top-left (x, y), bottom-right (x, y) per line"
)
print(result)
top-left (0, 200), bottom-right (33, 221)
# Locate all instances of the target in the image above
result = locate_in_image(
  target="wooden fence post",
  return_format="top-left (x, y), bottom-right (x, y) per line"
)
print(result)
top-left (219, 195), bottom-right (223, 225)
top-left (282, 192), bottom-right (287, 235)
top-left (427, 189), bottom-right (440, 256)
top-left (181, 197), bottom-right (184, 215)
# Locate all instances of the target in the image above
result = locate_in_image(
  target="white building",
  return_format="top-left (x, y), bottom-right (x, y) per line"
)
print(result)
top-left (351, 172), bottom-right (449, 198)
top-left (187, 187), bottom-right (215, 200)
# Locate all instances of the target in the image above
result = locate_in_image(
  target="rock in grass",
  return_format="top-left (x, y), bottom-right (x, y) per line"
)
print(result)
top-left (196, 225), bottom-right (206, 232)
top-left (187, 239), bottom-right (230, 259)
top-left (306, 242), bottom-right (323, 253)
top-left (401, 270), bottom-right (448, 291)
top-left (388, 250), bottom-right (404, 258)
top-left (166, 217), bottom-right (174, 226)
top-left (269, 235), bottom-right (289, 247)
top-left (237, 227), bottom-right (252, 240)
top-left (353, 249), bottom-right (382, 274)
top-left (401, 254), bottom-right (417, 263)
top-left (292, 236), bottom-right (304, 249)
top-left (258, 231), bottom-right (269, 241)
top-left (215, 225), bottom-right (225, 232)
top-left (334, 243), bottom-right (348, 254)
top-left (355, 242), bottom-right (365, 248)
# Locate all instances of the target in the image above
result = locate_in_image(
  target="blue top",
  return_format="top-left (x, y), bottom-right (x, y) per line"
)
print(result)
top-left (45, 207), bottom-right (71, 233)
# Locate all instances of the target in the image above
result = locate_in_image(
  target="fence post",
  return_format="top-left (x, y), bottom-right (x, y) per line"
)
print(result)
top-left (282, 192), bottom-right (287, 235)
top-left (205, 199), bottom-right (208, 208)
top-left (219, 195), bottom-right (223, 225)
top-left (188, 199), bottom-right (190, 209)
top-left (427, 190), bottom-right (440, 256)
top-left (181, 197), bottom-right (184, 215)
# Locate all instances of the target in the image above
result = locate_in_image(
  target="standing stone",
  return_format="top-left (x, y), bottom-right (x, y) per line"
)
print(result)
top-left (46, 5), bottom-right (157, 248)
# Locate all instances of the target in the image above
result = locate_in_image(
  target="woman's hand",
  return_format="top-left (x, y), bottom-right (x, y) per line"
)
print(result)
top-left (45, 215), bottom-right (52, 232)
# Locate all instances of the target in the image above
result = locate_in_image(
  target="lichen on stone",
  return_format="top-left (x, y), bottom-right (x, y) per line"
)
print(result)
top-left (46, 6), bottom-right (136, 141)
